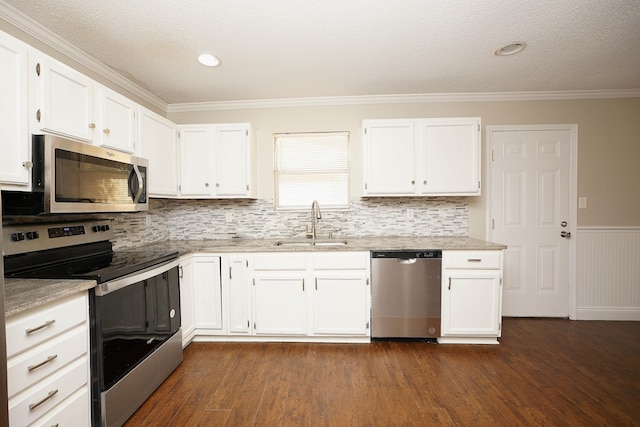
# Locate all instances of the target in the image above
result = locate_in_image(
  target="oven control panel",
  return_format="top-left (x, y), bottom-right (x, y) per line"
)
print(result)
top-left (2, 220), bottom-right (114, 256)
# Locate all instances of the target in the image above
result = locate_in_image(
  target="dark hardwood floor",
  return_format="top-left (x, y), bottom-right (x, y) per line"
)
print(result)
top-left (125, 318), bottom-right (640, 426)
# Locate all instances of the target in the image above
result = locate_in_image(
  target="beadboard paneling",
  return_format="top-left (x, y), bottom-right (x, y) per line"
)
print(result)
top-left (576, 228), bottom-right (640, 320)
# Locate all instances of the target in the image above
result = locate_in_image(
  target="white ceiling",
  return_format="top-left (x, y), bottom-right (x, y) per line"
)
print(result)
top-left (3, 0), bottom-right (640, 105)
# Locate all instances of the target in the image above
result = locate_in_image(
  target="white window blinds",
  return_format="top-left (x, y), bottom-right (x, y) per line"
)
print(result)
top-left (274, 132), bottom-right (350, 210)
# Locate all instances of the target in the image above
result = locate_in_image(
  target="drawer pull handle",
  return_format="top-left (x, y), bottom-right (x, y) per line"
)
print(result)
top-left (25, 319), bottom-right (56, 335)
top-left (28, 354), bottom-right (58, 372)
top-left (467, 258), bottom-right (482, 262)
top-left (29, 389), bottom-right (58, 410)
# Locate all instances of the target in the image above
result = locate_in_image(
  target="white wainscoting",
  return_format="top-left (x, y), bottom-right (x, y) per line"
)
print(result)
top-left (576, 227), bottom-right (640, 320)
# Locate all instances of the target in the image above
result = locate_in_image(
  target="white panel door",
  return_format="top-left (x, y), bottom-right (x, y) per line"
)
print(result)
top-left (38, 56), bottom-right (95, 142)
top-left (227, 256), bottom-right (251, 335)
top-left (490, 128), bottom-right (573, 317)
top-left (0, 32), bottom-right (29, 186)
top-left (193, 256), bottom-right (223, 330)
top-left (363, 120), bottom-right (416, 195)
top-left (313, 274), bottom-right (369, 335)
top-left (178, 125), bottom-right (213, 196)
top-left (420, 119), bottom-right (481, 195)
top-left (253, 274), bottom-right (307, 335)
top-left (215, 124), bottom-right (250, 197)
top-left (97, 86), bottom-right (136, 153)
top-left (137, 107), bottom-right (178, 197)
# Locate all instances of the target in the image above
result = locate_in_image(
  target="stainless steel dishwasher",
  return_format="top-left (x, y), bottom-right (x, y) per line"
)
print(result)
top-left (371, 250), bottom-right (442, 339)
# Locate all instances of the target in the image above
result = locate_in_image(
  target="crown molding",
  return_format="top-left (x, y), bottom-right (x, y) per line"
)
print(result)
top-left (0, 1), bottom-right (167, 111)
top-left (168, 89), bottom-right (640, 112)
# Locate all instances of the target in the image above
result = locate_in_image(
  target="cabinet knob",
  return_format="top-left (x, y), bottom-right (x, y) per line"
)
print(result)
top-left (411, 180), bottom-right (415, 185)
top-left (103, 128), bottom-right (110, 135)
top-left (88, 123), bottom-right (96, 129)
top-left (216, 183), bottom-right (220, 187)
top-left (205, 183), bottom-right (209, 187)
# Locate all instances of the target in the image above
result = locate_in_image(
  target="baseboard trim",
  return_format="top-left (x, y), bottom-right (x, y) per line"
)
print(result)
top-left (575, 308), bottom-right (640, 321)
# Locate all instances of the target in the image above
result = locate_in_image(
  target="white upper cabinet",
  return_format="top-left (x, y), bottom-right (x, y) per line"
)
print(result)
top-left (362, 120), bottom-right (417, 195)
top-left (33, 52), bottom-right (95, 142)
top-left (178, 125), bottom-right (214, 196)
top-left (177, 123), bottom-right (256, 199)
top-left (363, 117), bottom-right (481, 196)
top-left (94, 85), bottom-right (137, 153)
top-left (137, 107), bottom-right (178, 197)
top-left (0, 31), bottom-right (30, 187)
top-left (419, 118), bottom-right (481, 195)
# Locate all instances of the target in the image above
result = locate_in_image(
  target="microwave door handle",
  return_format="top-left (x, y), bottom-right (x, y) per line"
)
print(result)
top-left (129, 165), bottom-right (144, 203)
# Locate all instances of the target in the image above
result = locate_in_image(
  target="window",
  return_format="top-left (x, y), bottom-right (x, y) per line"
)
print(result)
top-left (274, 132), bottom-right (349, 210)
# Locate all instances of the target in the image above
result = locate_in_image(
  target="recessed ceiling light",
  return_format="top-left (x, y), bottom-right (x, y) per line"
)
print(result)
top-left (198, 53), bottom-right (221, 67)
top-left (494, 42), bottom-right (526, 56)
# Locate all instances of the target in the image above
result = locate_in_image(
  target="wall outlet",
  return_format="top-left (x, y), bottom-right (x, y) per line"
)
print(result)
top-left (578, 197), bottom-right (587, 209)
top-left (406, 209), bottom-right (414, 219)
top-left (226, 211), bottom-right (233, 223)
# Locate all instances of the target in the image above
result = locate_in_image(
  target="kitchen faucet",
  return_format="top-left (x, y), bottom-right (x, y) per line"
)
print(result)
top-left (310, 200), bottom-right (322, 240)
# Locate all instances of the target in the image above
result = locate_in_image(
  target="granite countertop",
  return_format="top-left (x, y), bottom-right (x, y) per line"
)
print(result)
top-left (5, 235), bottom-right (505, 317)
top-left (4, 277), bottom-right (96, 317)
top-left (137, 235), bottom-right (507, 256)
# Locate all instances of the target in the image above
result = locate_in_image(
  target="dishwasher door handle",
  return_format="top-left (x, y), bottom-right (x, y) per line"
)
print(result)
top-left (398, 258), bottom-right (417, 264)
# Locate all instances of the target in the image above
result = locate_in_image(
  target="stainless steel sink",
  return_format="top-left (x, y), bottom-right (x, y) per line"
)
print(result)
top-left (274, 240), bottom-right (347, 247)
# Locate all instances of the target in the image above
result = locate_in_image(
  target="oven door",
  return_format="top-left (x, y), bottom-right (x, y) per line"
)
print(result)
top-left (92, 259), bottom-right (180, 391)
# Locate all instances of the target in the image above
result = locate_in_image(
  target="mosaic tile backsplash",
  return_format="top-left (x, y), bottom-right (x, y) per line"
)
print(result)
top-left (111, 197), bottom-right (468, 249)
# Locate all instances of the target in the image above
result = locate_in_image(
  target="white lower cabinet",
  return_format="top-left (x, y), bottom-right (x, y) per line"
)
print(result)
top-left (5, 292), bottom-right (91, 426)
top-left (180, 251), bottom-right (371, 343)
top-left (226, 255), bottom-right (251, 335)
top-left (179, 255), bottom-right (223, 345)
top-left (253, 273), bottom-right (307, 335)
top-left (439, 250), bottom-right (503, 344)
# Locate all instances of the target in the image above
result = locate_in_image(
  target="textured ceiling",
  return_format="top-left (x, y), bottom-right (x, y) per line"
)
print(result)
top-left (3, 0), bottom-right (640, 104)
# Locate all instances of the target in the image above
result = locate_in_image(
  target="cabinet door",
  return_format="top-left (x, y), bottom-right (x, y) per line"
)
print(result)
top-left (419, 118), bottom-right (480, 195)
top-left (96, 86), bottom-right (136, 153)
top-left (138, 107), bottom-right (178, 197)
top-left (0, 32), bottom-right (30, 186)
top-left (441, 270), bottom-right (501, 336)
top-left (178, 259), bottom-right (196, 345)
top-left (192, 256), bottom-right (223, 331)
top-left (227, 256), bottom-right (252, 335)
top-left (36, 55), bottom-right (95, 142)
top-left (313, 273), bottom-right (369, 335)
top-left (253, 274), bottom-right (307, 335)
top-left (214, 124), bottom-right (254, 197)
top-left (178, 125), bottom-right (214, 196)
top-left (363, 120), bottom-right (416, 195)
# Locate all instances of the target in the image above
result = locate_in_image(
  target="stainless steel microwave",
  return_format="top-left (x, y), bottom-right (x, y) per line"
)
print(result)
top-left (2, 134), bottom-right (148, 215)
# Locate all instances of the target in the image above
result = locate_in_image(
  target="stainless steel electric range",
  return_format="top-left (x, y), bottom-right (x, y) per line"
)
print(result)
top-left (3, 219), bottom-right (182, 427)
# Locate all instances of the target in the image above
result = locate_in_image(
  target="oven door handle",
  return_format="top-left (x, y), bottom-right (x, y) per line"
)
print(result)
top-left (95, 258), bottom-right (180, 296)
top-left (129, 165), bottom-right (144, 204)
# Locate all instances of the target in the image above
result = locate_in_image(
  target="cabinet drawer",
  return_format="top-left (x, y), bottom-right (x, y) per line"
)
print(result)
top-left (7, 326), bottom-right (88, 398)
top-left (35, 388), bottom-right (90, 427)
top-left (443, 251), bottom-right (502, 269)
top-left (313, 252), bottom-right (370, 270)
top-left (9, 356), bottom-right (88, 427)
top-left (5, 293), bottom-right (88, 358)
top-left (253, 253), bottom-right (307, 271)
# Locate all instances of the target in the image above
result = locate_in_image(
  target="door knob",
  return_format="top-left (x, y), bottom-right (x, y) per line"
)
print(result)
top-left (561, 231), bottom-right (571, 239)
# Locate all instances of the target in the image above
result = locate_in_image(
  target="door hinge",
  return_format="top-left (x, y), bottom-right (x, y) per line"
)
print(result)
top-left (247, 320), bottom-right (250, 328)
top-left (36, 62), bottom-right (40, 76)
top-left (302, 278), bottom-right (305, 291)
top-left (491, 150), bottom-right (495, 161)
top-left (366, 321), bottom-right (370, 329)
top-left (246, 130), bottom-right (249, 136)
top-left (492, 219), bottom-right (495, 230)
top-left (246, 259), bottom-right (248, 268)
top-left (364, 128), bottom-right (367, 135)
top-left (500, 277), bottom-right (503, 286)
top-left (252, 278), bottom-right (255, 286)
top-left (246, 184), bottom-right (249, 191)
top-left (364, 183), bottom-right (368, 190)
top-left (478, 180), bottom-right (481, 189)
top-left (478, 124), bottom-right (480, 132)
top-left (36, 109), bottom-right (41, 123)
top-left (253, 322), bottom-right (256, 330)
top-left (229, 266), bottom-right (232, 280)
top-left (366, 278), bottom-right (369, 286)
top-left (315, 277), bottom-right (318, 290)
